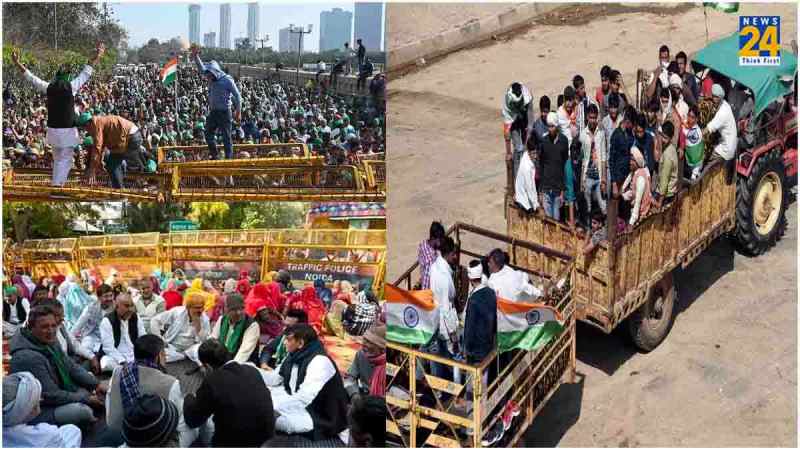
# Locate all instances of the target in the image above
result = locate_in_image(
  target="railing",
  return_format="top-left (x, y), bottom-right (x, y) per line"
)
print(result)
top-left (157, 143), bottom-right (311, 166)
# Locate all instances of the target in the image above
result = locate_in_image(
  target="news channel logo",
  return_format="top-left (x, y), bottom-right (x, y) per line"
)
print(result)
top-left (738, 16), bottom-right (781, 66)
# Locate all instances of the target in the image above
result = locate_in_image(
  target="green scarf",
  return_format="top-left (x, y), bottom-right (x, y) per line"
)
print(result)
top-left (22, 329), bottom-right (76, 392)
top-left (274, 335), bottom-right (288, 366)
top-left (219, 316), bottom-right (247, 355)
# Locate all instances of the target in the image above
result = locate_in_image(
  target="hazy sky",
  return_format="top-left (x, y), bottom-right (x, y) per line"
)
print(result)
top-left (110, 2), bottom-right (384, 51)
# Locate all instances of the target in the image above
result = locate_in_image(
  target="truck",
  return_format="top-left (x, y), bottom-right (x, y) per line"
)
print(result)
top-left (508, 32), bottom-right (797, 351)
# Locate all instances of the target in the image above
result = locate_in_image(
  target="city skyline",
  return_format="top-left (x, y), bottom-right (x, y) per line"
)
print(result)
top-left (111, 2), bottom-right (383, 52)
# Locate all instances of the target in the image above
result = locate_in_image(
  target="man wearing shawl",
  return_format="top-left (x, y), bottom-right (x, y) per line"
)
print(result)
top-left (262, 324), bottom-right (350, 442)
top-left (344, 323), bottom-right (385, 399)
top-left (209, 294), bottom-right (260, 364)
top-left (132, 278), bottom-right (165, 332)
top-left (487, 248), bottom-right (542, 301)
top-left (105, 334), bottom-right (205, 447)
top-left (260, 309), bottom-right (307, 369)
top-left (71, 283), bottom-right (116, 355)
top-left (3, 286), bottom-right (30, 338)
top-left (3, 372), bottom-right (82, 447)
top-left (9, 306), bottom-right (106, 427)
top-left (621, 146), bottom-right (653, 227)
top-left (149, 292), bottom-right (211, 364)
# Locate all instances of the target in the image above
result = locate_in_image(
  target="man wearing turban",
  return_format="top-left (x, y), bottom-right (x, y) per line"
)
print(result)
top-left (149, 292), bottom-right (211, 365)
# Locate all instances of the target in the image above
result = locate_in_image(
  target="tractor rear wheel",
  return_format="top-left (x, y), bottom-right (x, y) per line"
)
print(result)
top-left (735, 149), bottom-right (787, 255)
top-left (628, 273), bottom-right (677, 352)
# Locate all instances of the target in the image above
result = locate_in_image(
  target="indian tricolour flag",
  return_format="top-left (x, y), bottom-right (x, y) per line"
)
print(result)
top-left (497, 297), bottom-right (564, 353)
top-left (385, 284), bottom-right (439, 345)
top-left (160, 58), bottom-right (178, 85)
top-left (703, 2), bottom-right (739, 13)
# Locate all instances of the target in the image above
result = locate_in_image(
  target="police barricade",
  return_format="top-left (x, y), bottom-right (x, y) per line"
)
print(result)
top-left (2, 168), bottom-right (164, 202)
top-left (157, 143), bottom-right (311, 167)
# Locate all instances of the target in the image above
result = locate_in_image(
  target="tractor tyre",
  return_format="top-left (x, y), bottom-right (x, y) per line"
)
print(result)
top-left (735, 149), bottom-right (787, 256)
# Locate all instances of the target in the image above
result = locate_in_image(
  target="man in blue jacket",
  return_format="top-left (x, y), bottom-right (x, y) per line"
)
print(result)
top-left (191, 45), bottom-right (242, 160)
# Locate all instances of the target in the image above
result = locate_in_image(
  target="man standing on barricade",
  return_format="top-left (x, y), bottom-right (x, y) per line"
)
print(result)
top-left (191, 44), bottom-right (241, 160)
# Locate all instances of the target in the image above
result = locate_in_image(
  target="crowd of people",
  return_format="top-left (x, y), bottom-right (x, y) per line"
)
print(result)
top-left (409, 221), bottom-right (546, 446)
top-left (3, 43), bottom-right (386, 189)
top-left (506, 44), bottom-right (768, 245)
top-left (3, 267), bottom-right (386, 447)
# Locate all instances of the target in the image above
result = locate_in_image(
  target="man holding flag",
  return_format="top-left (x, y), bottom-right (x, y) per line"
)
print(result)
top-left (190, 44), bottom-right (242, 160)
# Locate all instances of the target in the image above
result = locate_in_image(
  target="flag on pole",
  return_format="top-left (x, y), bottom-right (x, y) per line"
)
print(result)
top-left (160, 58), bottom-right (178, 85)
top-left (496, 297), bottom-right (564, 353)
top-left (385, 284), bottom-right (439, 345)
top-left (703, 2), bottom-right (739, 13)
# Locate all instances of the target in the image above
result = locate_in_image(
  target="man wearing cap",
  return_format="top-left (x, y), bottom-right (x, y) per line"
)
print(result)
top-left (706, 84), bottom-right (738, 164)
top-left (149, 292), bottom-right (211, 365)
top-left (98, 293), bottom-right (146, 373)
top-left (621, 146), bottom-right (653, 227)
top-left (539, 111), bottom-right (569, 221)
top-left (191, 45), bottom-right (242, 160)
top-left (344, 323), bottom-right (385, 399)
top-left (77, 112), bottom-right (147, 188)
top-left (668, 73), bottom-right (690, 121)
top-left (463, 259), bottom-right (496, 366)
top-left (503, 82), bottom-right (533, 180)
top-left (121, 394), bottom-right (181, 448)
top-left (10, 43), bottom-right (105, 186)
top-left (3, 286), bottom-right (30, 338)
top-left (3, 372), bottom-right (82, 447)
top-left (209, 293), bottom-right (260, 364)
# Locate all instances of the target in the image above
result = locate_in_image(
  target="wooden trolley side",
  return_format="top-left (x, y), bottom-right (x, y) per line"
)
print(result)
top-left (387, 222), bottom-right (576, 448)
top-left (508, 159), bottom-right (736, 334)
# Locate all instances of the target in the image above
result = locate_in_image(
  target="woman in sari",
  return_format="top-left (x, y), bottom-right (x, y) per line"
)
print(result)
top-left (286, 285), bottom-right (326, 335)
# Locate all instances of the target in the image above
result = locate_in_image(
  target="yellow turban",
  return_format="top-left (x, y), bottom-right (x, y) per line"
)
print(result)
top-left (184, 291), bottom-right (206, 308)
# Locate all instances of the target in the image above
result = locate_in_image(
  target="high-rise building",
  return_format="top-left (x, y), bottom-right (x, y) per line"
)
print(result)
top-left (354, 2), bottom-right (383, 51)
top-left (247, 3), bottom-right (260, 44)
top-left (219, 3), bottom-right (232, 49)
top-left (188, 4), bottom-right (201, 45)
top-left (279, 27), bottom-right (303, 53)
top-left (203, 32), bottom-right (216, 48)
top-left (319, 8), bottom-right (352, 52)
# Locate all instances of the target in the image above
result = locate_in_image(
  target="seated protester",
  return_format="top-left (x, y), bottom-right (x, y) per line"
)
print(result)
top-left (462, 260), bottom-right (497, 366)
top-left (9, 306), bottom-right (106, 428)
top-left (149, 293), bottom-right (211, 365)
top-left (99, 293), bottom-right (146, 373)
top-left (348, 395), bottom-right (387, 448)
top-left (582, 211), bottom-right (608, 256)
top-left (59, 279), bottom-right (92, 330)
top-left (621, 146), bottom-right (653, 228)
top-left (633, 113), bottom-right (657, 176)
top-left (30, 284), bottom-right (50, 308)
top-left (342, 290), bottom-right (380, 337)
top-left (654, 122), bottom-right (679, 208)
top-left (132, 278), bottom-right (165, 332)
top-left (514, 139), bottom-right (540, 213)
top-left (680, 104), bottom-right (705, 180)
top-left (261, 309), bottom-right (307, 369)
top-left (3, 286), bottom-right (30, 338)
top-left (71, 283), bottom-right (115, 356)
top-left (286, 285), bottom-right (327, 335)
top-left (210, 293), bottom-right (260, 364)
top-left (487, 248), bottom-right (542, 301)
top-left (314, 279), bottom-right (333, 309)
top-left (262, 324), bottom-right (349, 443)
top-left (44, 301), bottom-right (99, 374)
top-left (344, 323), bottom-right (386, 399)
top-left (255, 304), bottom-right (285, 348)
top-left (183, 340), bottom-right (275, 447)
top-left (579, 104), bottom-right (607, 217)
top-left (121, 394), bottom-right (180, 448)
top-left (107, 335), bottom-right (203, 448)
top-left (705, 83), bottom-right (738, 164)
top-left (161, 281), bottom-right (183, 311)
top-left (3, 372), bottom-right (82, 448)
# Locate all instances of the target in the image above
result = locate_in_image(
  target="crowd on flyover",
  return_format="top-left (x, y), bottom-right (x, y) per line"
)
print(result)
top-left (2, 268), bottom-right (386, 447)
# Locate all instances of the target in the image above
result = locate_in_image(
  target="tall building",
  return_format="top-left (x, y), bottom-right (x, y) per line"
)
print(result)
top-left (278, 27), bottom-right (303, 53)
top-left (188, 4), bottom-right (201, 45)
top-left (319, 7), bottom-right (352, 52)
top-left (219, 3), bottom-right (232, 49)
top-left (203, 32), bottom-right (216, 48)
top-left (247, 3), bottom-right (260, 44)
top-left (354, 2), bottom-right (383, 51)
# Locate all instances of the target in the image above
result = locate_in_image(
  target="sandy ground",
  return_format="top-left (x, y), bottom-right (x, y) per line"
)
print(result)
top-left (386, 3), bottom-right (519, 48)
top-left (385, 2), bottom-right (797, 447)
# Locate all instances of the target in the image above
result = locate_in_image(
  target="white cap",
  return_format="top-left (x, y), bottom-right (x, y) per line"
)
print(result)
top-left (467, 264), bottom-right (484, 280)
top-left (669, 73), bottom-right (683, 88)
top-left (712, 83), bottom-right (725, 98)
top-left (546, 111), bottom-right (558, 127)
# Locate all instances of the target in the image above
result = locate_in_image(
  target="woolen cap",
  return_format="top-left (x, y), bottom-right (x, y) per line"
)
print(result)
top-left (122, 394), bottom-right (179, 447)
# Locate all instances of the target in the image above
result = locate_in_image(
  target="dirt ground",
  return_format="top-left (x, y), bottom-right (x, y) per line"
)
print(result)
top-left (385, 2), bottom-right (798, 447)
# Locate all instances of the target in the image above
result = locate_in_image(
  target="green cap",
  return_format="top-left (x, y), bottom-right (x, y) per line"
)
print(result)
top-left (4, 286), bottom-right (17, 296)
top-left (76, 112), bottom-right (92, 127)
top-left (83, 136), bottom-right (94, 146)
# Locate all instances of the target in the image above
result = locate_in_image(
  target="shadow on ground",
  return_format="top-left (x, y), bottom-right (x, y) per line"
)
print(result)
top-left (520, 372), bottom-right (586, 447)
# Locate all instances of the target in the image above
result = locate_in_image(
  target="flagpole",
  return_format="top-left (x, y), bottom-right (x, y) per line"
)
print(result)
top-left (175, 53), bottom-right (180, 144)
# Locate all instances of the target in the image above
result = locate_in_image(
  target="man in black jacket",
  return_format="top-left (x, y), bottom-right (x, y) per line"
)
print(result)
top-left (462, 260), bottom-right (496, 366)
top-left (539, 111), bottom-right (570, 221)
top-left (183, 339), bottom-right (275, 447)
top-left (263, 324), bottom-right (349, 443)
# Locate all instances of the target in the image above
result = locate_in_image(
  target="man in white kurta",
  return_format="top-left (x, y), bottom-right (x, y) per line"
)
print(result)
top-left (486, 249), bottom-right (543, 301)
top-left (98, 294), bottom-right (147, 372)
top-left (429, 238), bottom-right (460, 355)
top-left (132, 280), bottom-right (165, 333)
top-left (514, 149), bottom-right (540, 213)
top-left (149, 294), bottom-right (210, 365)
top-left (706, 83), bottom-right (738, 161)
top-left (3, 286), bottom-right (30, 338)
top-left (71, 284), bottom-right (116, 355)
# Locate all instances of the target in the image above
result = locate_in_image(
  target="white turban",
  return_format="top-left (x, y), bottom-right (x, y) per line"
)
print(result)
top-left (467, 264), bottom-right (484, 280)
top-left (546, 111), bottom-right (558, 127)
top-left (2, 372), bottom-right (42, 427)
top-left (712, 83), bottom-right (725, 98)
top-left (669, 73), bottom-right (683, 88)
top-left (630, 146), bottom-right (646, 169)
top-left (223, 278), bottom-right (237, 294)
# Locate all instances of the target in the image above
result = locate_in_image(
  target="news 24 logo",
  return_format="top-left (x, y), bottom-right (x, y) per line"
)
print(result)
top-left (739, 16), bottom-right (781, 66)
